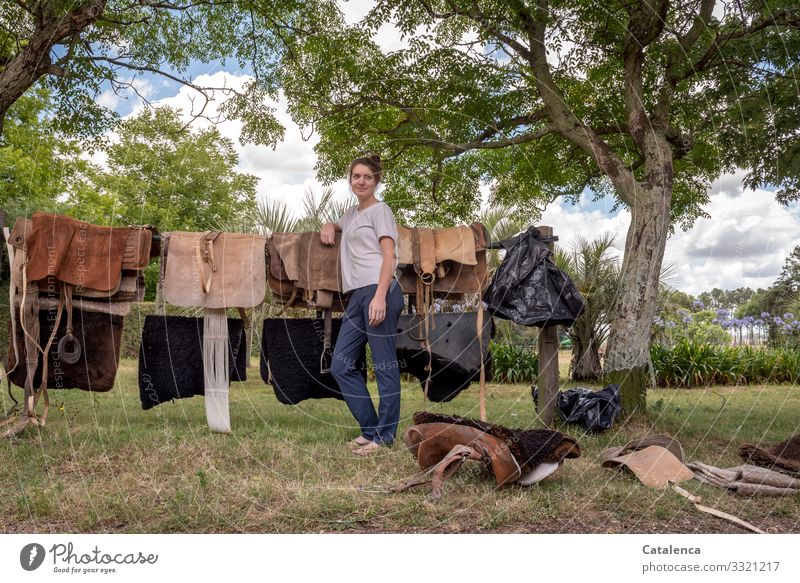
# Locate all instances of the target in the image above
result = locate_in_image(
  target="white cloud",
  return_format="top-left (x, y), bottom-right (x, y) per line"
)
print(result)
top-left (536, 175), bottom-right (800, 295)
top-left (665, 187), bottom-right (800, 293)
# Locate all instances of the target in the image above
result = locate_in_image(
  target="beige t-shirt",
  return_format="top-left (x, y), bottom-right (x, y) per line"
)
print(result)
top-left (336, 202), bottom-right (399, 293)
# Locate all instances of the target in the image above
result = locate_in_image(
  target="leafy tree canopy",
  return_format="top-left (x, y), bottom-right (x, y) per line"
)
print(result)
top-left (95, 107), bottom-right (258, 231)
top-left (0, 0), bottom-right (327, 141)
top-left (278, 0), bottom-right (800, 225)
top-left (0, 87), bottom-right (96, 218)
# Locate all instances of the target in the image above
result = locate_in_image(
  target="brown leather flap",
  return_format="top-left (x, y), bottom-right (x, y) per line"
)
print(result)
top-left (25, 213), bottom-right (131, 292)
top-left (404, 422), bottom-right (521, 487)
top-left (269, 232), bottom-right (343, 292)
top-left (8, 217), bottom-right (32, 250)
top-left (122, 226), bottom-right (156, 270)
top-left (397, 224), bottom-right (479, 266)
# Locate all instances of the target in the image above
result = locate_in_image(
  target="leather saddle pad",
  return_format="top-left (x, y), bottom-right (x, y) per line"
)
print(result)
top-left (266, 232), bottom-right (346, 306)
top-left (22, 213), bottom-right (140, 292)
top-left (163, 231), bottom-right (268, 309)
top-left (6, 308), bottom-right (124, 392)
top-left (11, 215), bottom-right (155, 293)
top-left (396, 223), bottom-right (488, 296)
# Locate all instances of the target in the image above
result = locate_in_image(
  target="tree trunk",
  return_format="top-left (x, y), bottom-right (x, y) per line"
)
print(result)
top-left (570, 334), bottom-right (602, 380)
top-left (605, 137), bottom-right (673, 414)
top-left (0, 1), bottom-right (106, 135)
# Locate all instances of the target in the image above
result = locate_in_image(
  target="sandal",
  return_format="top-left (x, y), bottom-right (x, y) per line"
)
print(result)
top-left (347, 436), bottom-right (372, 450)
top-left (353, 441), bottom-right (380, 456)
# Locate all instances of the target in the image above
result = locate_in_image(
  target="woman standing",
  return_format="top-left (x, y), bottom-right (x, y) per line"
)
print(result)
top-left (320, 154), bottom-right (404, 456)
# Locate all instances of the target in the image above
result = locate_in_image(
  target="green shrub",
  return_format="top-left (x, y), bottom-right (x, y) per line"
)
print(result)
top-left (651, 340), bottom-right (800, 387)
top-left (490, 340), bottom-right (538, 383)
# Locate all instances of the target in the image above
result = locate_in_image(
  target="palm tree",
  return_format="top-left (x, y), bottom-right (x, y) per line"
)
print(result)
top-left (554, 234), bottom-right (620, 381)
top-left (478, 205), bottom-right (528, 271)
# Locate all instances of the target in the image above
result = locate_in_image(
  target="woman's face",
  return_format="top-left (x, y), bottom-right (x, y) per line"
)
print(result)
top-left (350, 163), bottom-right (378, 199)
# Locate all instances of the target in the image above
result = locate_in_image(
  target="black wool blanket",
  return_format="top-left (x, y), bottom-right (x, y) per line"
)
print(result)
top-left (138, 315), bottom-right (247, 410)
top-left (395, 313), bottom-right (493, 402)
top-left (260, 318), bottom-right (366, 405)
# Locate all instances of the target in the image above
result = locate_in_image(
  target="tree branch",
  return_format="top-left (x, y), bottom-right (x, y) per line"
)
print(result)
top-left (393, 124), bottom-right (554, 155)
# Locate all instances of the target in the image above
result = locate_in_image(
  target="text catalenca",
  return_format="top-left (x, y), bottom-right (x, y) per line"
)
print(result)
top-left (642, 545), bottom-right (700, 555)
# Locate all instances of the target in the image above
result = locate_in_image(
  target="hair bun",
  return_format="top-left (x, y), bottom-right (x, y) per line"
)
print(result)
top-left (369, 153), bottom-right (382, 164)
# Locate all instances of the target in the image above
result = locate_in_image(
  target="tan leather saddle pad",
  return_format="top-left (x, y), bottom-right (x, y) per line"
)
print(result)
top-left (163, 231), bottom-right (267, 309)
top-left (266, 231), bottom-right (346, 308)
top-left (396, 222), bottom-right (488, 296)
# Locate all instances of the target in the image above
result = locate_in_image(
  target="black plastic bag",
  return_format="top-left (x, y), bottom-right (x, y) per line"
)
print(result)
top-left (557, 384), bottom-right (621, 432)
top-left (483, 226), bottom-right (585, 327)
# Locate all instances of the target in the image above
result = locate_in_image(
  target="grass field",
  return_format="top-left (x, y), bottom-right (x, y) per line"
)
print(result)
top-left (1, 356), bottom-right (799, 534)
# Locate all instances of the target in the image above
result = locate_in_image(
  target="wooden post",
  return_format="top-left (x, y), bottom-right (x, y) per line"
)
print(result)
top-left (537, 226), bottom-right (560, 426)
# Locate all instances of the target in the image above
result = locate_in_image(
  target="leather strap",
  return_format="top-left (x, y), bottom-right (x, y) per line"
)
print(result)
top-left (477, 302), bottom-right (486, 422)
top-left (197, 231), bottom-right (221, 294)
top-left (320, 308), bottom-right (333, 374)
top-left (155, 233), bottom-right (170, 315)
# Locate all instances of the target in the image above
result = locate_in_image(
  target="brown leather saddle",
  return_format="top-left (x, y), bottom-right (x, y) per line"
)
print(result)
top-left (160, 230), bottom-right (268, 433)
top-left (396, 222), bottom-right (491, 413)
top-left (3, 212), bottom-right (157, 437)
top-left (266, 231), bottom-right (347, 311)
top-left (265, 231), bottom-right (349, 374)
top-left (394, 411), bottom-right (582, 499)
top-left (396, 222), bottom-right (489, 301)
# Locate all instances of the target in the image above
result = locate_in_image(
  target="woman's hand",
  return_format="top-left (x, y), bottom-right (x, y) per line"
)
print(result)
top-left (320, 222), bottom-right (336, 245)
top-left (368, 295), bottom-right (387, 327)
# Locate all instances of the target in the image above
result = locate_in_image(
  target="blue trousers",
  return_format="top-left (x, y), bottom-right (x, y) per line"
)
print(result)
top-left (331, 281), bottom-right (405, 444)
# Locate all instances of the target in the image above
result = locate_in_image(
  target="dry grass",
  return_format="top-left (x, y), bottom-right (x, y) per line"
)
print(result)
top-left (1, 357), bottom-right (799, 533)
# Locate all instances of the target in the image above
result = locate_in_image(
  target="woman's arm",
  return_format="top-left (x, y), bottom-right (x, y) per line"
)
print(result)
top-left (320, 221), bottom-right (341, 245)
top-left (368, 236), bottom-right (396, 326)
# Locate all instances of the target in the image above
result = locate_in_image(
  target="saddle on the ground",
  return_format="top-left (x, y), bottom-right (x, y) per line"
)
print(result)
top-left (394, 411), bottom-right (581, 499)
top-left (3, 212), bottom-right (157, 438)
top-left (739, 434), bottom-right (800, 476)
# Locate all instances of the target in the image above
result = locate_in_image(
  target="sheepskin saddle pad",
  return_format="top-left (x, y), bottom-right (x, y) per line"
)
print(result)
top-left (395, 411), bottom-right (581, 499)
top-left (260, 317), bottom-right (366, 405)
top-left (266, 232), bottom-right (348, 310)
top-left (6, 308), bottom-right (123, 392)
top-left (395, 312), bottom-right (493, 402)
top-left (162, 231), bottom-right (267, 309)
top-left (138, 315), bottom-right (248, 410)
top-left (739, 434), bottom-right (800, 476)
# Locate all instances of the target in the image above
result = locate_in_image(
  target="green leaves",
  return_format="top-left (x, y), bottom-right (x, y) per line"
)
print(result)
top-left (97, 107), bottom-right (258, 231)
